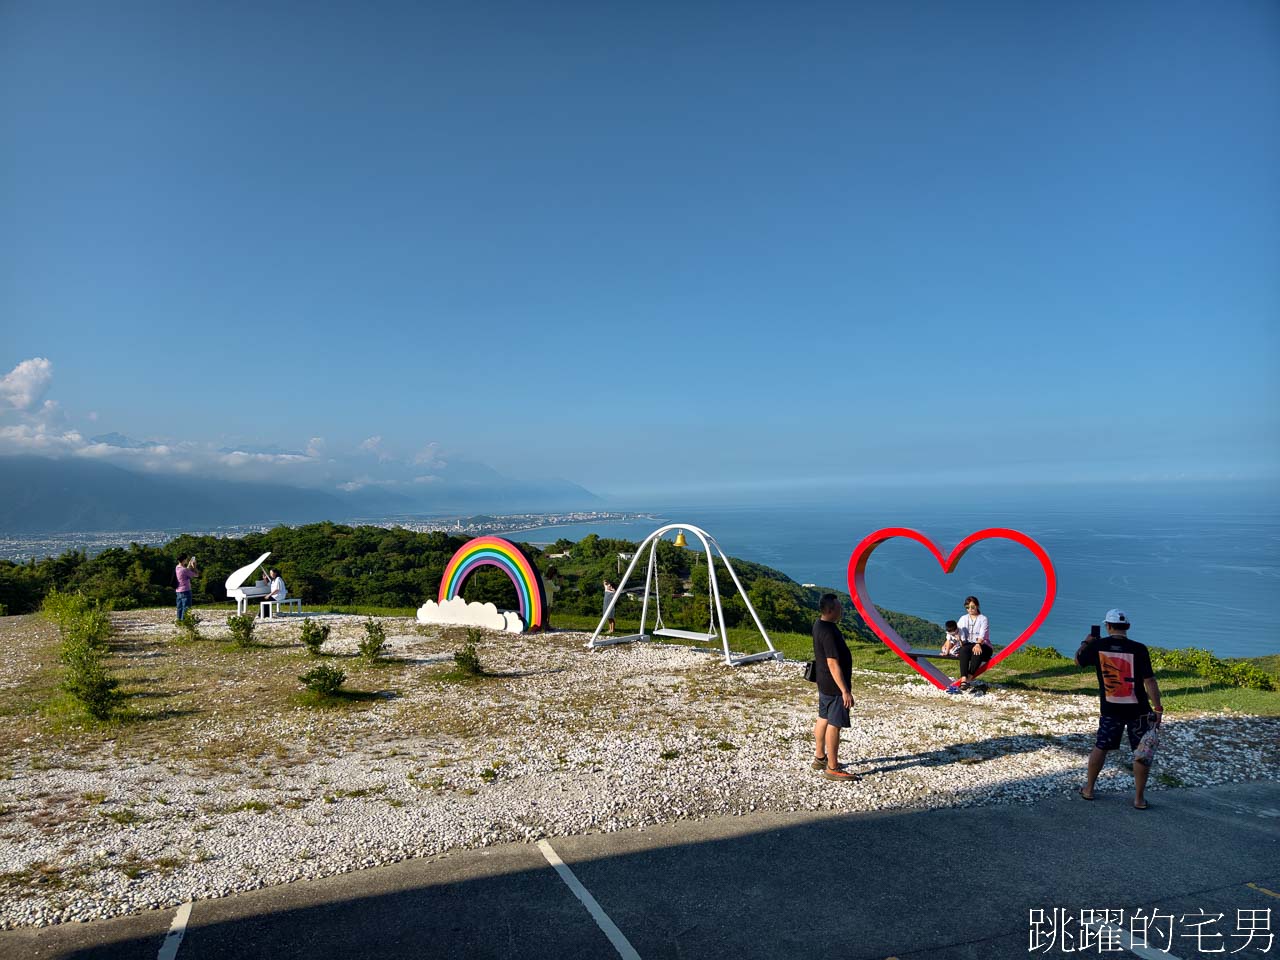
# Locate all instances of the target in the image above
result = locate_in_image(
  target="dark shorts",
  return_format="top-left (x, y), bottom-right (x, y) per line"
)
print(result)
top-left (817, 692), bottom-right (851, 728)
top-left (1095, 713), bottom-right (1154, 754)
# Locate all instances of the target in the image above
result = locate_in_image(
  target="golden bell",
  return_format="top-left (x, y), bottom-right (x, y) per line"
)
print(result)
top-left (673, 530), bottom-right (688, 548)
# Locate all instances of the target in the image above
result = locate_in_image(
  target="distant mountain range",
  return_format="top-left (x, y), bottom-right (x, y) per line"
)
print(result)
top-left (0, 457), bottom-right (601, 533)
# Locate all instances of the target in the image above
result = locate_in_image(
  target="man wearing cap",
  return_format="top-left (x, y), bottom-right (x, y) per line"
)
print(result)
top-left (1075, 609), bottom-right (1164, 809)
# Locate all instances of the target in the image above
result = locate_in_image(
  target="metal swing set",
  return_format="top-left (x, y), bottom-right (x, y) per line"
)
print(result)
top-left (587, 523), bottom-right (783, 666)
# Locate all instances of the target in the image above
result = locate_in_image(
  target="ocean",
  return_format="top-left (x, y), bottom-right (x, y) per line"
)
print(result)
top-left (512, 484), bottom-right (1280, 660)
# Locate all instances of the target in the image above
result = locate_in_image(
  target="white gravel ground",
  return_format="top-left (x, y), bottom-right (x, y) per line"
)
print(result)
top-left (1, 610), bottom-right (1276, 929)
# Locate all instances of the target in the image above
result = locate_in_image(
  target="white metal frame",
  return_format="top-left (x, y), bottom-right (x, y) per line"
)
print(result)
top-left (587, 523), bottom-right (783, 666)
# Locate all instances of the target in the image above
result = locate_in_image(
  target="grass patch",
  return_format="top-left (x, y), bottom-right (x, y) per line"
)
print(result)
top-left (320, 605), bottom-right (418, 618)
top-left (118, 857), bottom-right (147, 880)
top-left (100, 808), bottom-right (143, 825)
top-left (290, 688), bottom-right (387, 710)
top-left (224, 799), bottom-right (272, 814)
top-left (0, 861), bottom-right (66, 890)
top-left (437, 636), bottom-right (490, 683)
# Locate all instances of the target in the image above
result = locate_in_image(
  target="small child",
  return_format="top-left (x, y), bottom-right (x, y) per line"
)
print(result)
top-left (940, 620), bottom-right (963, 657)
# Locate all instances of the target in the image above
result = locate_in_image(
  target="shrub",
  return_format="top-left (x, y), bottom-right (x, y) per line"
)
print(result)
top-left (453, 643), bottom-right (484, 678)
top-left (1150, 647), bottom-right (1278, 692)
top-left (299, 663), bottom-right (346, 695)
top-left (175, 611), bottom-right (202, 642)
top-left (45, 591), bottom-right (122, 720)
top-left (300, 618), bottom-right (331, 656)
top-left (43, 590), bottom-right (92, 635)
top-left (61, 648), bottom-right (123, 720)
top-left (358, 618), bottom-right (386, 662)
top-left (227, 613), bottom-right (256, 647)
top-left (1021, 644), bottom-right (1066, 660)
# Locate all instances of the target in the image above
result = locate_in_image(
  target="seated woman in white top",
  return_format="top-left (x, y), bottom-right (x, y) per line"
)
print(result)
top-left (262, 568), bottom-right (288, 617)
top-left (946, 595), bottom-right (992, 693)
top-left (267, 569), bottom-right (288, 601)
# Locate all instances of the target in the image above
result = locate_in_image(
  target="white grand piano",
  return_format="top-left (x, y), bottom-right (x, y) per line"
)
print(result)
top-left (226, 551), bottom-right (272, 614)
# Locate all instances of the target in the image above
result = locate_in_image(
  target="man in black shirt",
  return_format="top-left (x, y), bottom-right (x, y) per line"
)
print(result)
top-left (1075, 609), bottom-right (1164, 809)
top-left (812, 593), bottom-right (856, 781)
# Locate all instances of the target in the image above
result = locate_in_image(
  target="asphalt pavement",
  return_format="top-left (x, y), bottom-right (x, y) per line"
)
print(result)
top-left (6, 779), bottom-right (1279, 960)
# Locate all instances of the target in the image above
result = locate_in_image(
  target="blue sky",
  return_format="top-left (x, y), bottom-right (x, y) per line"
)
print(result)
top-left (2, 0), bottom-right (1277, 501)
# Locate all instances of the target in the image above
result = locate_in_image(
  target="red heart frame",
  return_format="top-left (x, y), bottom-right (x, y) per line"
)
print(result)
top-left (846, 527), bottom-right (1057, 690)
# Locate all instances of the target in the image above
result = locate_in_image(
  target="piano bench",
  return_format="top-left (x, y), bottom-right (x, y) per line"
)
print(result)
top-left (259, 598), bottom-right (302, 618)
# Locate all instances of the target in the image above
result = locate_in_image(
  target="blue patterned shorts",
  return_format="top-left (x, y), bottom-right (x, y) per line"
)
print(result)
top-left (1095, 713), bottom-right (1154, 754)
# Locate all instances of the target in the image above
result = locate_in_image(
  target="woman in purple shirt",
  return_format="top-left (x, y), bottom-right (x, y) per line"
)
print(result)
top-left (175, 556), bottom-right (197, 623)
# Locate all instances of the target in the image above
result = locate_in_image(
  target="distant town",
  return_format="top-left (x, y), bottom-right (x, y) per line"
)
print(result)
top-left (0, 512), bottom-right (658, 562)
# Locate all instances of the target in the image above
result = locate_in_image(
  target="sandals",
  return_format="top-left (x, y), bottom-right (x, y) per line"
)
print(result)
top-left (1078, 788), bottom-right (1095, 801)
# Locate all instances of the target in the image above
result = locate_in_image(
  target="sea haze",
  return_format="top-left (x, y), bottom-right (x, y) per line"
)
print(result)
top-left (517, 483), bottom-right (1280, 661)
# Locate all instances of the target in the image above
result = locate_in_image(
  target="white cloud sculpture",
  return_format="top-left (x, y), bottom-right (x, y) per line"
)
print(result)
top-left (416, 597), bottom-right (524, 634)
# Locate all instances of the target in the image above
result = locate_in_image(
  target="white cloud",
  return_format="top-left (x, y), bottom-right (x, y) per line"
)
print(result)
top-left (416, 597), bottom-right (524, 633)
top-left (79, 440), bottom-right (175, 459)
top-left (0, 358), bottom-right (53, 411)
top-left (0, 423), bottom-right (84, 452)
top-left (414, 442), bottom-right (446, 468)
top-left (305, 436), bottom-right (326, 457)
top-left (33, 399), bottom-right (69, 429)
top-left (219, 450), bottom-right (312, 467)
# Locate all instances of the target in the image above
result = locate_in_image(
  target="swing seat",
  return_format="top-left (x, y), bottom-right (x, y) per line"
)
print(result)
top-left (652, 628), bottom-right (717, 642)
top-left (592, 632), bottom-right (647, 647)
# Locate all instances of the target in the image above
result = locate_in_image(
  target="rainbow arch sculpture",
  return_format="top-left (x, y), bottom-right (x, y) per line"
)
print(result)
top-left (427, 536), bottom-right (547, 633)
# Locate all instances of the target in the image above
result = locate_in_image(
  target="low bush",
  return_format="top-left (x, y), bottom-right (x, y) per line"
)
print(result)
top-left (227, 613), bottom-right (256, 647)
top-left (453, 643), bottom-right (484, 678)
top-left (358, 618), bottom-right (386, 662)
top-left (1020, 644), bottom-right (1067, 660)
top-left (299, 663), bottom-right (346, 695)
top-left (44, 590), bottom-right (122, 720)
top-left (175, 611), bottom-right (202, 642)
top-left (61, 647), bottom-right (123, 720)
top-left (299, 618), bottom-right (331, 656)
top-left (44, 591), bottom-right (111, 645)
top-left (1151, 647), bottom-right (1278, 692)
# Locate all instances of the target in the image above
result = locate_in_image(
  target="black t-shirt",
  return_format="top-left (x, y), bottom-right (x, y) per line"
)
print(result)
top-left (812, 618), bottom-right (852, 697)
top-left (1076, 635), bottom-right (1154, 718)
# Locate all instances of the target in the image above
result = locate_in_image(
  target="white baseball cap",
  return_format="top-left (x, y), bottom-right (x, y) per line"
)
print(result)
top-left (1103, 609), bottom-right (1132, 628)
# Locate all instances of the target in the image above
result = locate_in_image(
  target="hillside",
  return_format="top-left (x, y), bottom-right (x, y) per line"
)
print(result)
top-left (0, 457), bottom-right (600, 533)
top-left (0, 523), bottom-right (938, 643)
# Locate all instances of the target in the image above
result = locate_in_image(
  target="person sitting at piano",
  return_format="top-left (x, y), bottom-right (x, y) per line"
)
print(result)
top-left (262, 568), bottom-right (288, 617)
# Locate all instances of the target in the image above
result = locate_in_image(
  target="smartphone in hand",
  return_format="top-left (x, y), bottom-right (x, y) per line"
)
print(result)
top-left (1089, 624), bottom-right (1101, 640)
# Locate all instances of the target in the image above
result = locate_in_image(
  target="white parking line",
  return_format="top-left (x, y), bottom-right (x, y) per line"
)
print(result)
top-left (157, 901), bottom-right (192, 960)
top-left (536, 839), bottom-right (641, 960)
top-left (1085, 922), bottom-right (1183, 960)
